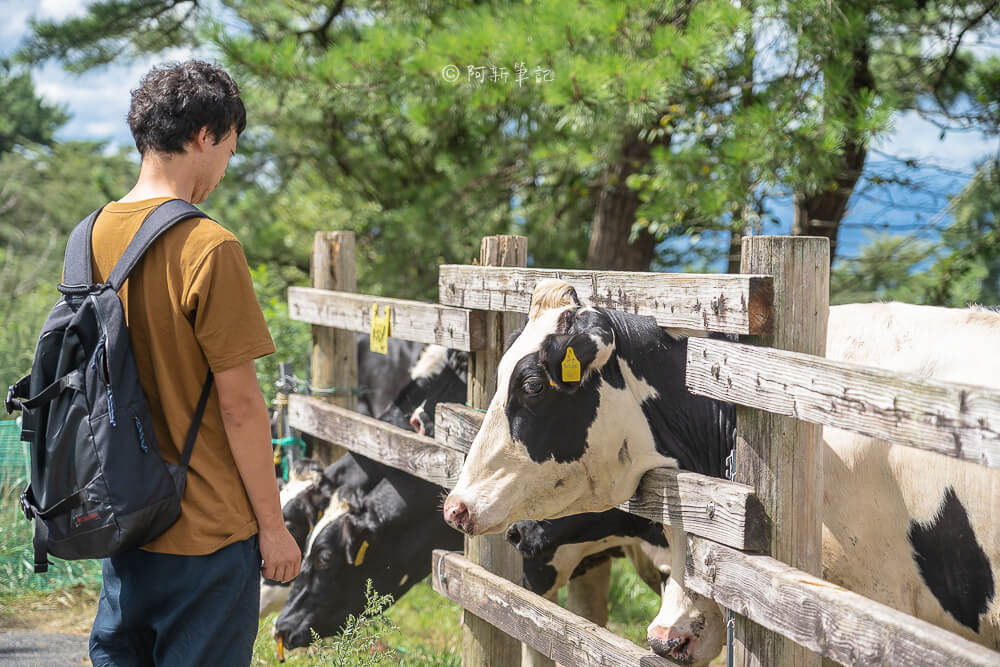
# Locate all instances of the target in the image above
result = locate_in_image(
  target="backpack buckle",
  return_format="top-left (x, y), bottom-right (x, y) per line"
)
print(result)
top-left (5, 375), bottom-right (29, 414)
top-left (19, 492), bottom-right (34, 521)
top-left (5, 384), bottom-right (21, 415)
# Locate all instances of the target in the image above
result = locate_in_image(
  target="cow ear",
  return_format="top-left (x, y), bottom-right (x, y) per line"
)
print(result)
top-left (341, 515), bottom-right (373, 567)
top-left (538, 309), bottom-right (615, 391)
top-left (529, 279), bottom-right (581, 320)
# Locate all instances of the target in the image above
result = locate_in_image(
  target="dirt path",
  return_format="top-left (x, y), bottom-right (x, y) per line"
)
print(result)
top-left (0, 632), bottom-right (89, 666)
top-left (0, 588), bottom-right (97, 666)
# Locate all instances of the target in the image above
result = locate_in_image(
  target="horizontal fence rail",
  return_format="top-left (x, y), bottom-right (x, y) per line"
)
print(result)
top-left (289, 286), bottom-right (487, 351)
top-left (438, 266), bottom-right (774, 335)
top-left (435, 403), bottom-right (769, 551)
top-left (684, 536), bottom-right (1000, 667)
top-left (288, 395), bottom-right (464, 488)
top-left (432, 550), bottom-right (671, 666)
top-left (686, 338), bottom-right (1000, 468)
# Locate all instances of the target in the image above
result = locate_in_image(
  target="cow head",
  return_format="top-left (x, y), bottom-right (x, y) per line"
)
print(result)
top-left (443, 279), bottom-right (677, 535)
top-left (377, 345), bottom-right (468, 437)
top-left (647, 525), bottom-right (724, 665)
top-left (274, 476), bottom-right (462, 649)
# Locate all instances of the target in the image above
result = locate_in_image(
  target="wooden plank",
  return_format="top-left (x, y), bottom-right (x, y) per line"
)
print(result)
top-left (288, 395), bottom-right (463, 488)
top-left (684, 536), bottom-right (1000, 667)
top-left (687, 337), bottom-right (1000, 468)
top-left (434, 403), bottom-right (769, 552)
top-left (733, 236), bottom-right (828, 667)
top-left (432, 550), bottom-right (672, 667)
top-left (463, 235), bottom-right (528, 666)
top-left (438, 265), bottom-right (774, 335)
top-left (288, 287), bottom-right (487, 351)
top-left (618, 468), bottom-right (768, 553)
top-left (309, 231), bottom-right (356, 462)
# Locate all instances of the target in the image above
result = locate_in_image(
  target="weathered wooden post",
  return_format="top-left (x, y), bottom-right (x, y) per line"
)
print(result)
top-left (733, 236), bottom-right (829, 666)
top-left (309, 231), bottom-right (357, 463)
top-left (463, 235), bottom-right (528, 667)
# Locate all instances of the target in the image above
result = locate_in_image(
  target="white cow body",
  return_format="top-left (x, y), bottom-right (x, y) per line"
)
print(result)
top-left (446, 281), bottom-right (1000, 661)
top-left (820, 303), bottom-right (1000, 649)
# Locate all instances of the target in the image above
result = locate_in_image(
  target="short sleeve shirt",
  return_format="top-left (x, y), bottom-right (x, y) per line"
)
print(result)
top-left (91, 196), bottom-right (275, 554)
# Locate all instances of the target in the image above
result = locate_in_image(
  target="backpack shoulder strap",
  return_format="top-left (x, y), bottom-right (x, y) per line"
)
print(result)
top-left (106, 199), bottom-right (210, 292)
top-left (62, 207), bottom-right (104, 287)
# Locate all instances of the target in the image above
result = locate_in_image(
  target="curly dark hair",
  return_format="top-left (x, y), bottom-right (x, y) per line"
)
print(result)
top-left (128, 60), bottom-right (246, 155)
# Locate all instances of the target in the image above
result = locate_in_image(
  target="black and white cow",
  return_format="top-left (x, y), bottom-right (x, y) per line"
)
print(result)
top-left (355, 334), bottom-right (426, 418)
top-left (375, 345), bottom-right (468, 437)
top-left (444, 280), bottom-right (1000, 662)
top-left (506, 509), bottom-right (670, 602)
top-left (274, 468), bottom-right (463, 649)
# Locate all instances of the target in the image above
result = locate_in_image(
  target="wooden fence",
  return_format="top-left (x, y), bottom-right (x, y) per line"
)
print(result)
top-left (287, 231), bottom-right (1000, 666)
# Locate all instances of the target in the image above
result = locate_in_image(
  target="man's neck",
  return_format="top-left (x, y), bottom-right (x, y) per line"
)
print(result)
top-left (118, 152), bottom-right (197, 203)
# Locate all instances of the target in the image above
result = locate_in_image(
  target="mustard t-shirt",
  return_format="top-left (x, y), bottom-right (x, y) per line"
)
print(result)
top-left (90, 197), bottom-right (275, 555)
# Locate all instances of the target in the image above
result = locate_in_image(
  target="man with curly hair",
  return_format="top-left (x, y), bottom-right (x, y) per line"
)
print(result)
top-left (87, 60), bottom-right (300, 666)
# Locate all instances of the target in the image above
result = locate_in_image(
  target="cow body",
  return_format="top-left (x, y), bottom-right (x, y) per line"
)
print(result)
top-left (445, 281), bottom-right (1000, 662)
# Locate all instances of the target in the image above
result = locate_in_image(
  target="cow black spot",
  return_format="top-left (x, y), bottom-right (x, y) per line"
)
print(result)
top-left (506, 353), bottom-right (600, 463)
top-left (521, 561), bottom-right (558, 595)
top-left (908, 486), bottom-right (995, 632)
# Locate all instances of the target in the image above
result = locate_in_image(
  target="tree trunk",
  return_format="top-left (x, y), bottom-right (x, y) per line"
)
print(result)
top-left (793, 43), bottom-right (875, 263)
top-left (586, 135), bottom-right (657, 271)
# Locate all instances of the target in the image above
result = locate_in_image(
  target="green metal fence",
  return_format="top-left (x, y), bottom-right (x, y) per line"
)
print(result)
top-left (0, 419), bottom-right (29, 489)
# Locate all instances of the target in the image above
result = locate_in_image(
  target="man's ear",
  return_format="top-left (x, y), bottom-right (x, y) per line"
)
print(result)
top-left (538, 313), bottom-right (615, 392)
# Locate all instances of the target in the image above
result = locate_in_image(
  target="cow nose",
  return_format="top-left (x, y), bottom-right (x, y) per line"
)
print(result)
top-left (408, 411), bottom-right (425, 434)
top-left (443, 498), bottom-right (473, 533)
top-left (504, 523), bottom-right (522, 547)
top-left (648, 626), bottom-right (696, 664)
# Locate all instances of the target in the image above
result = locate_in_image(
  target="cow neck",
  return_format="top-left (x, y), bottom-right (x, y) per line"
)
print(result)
top-left (604, 309), bottom-right (735, 479)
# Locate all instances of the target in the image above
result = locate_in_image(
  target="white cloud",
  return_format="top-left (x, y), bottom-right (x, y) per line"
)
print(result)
top-left (37, 0), bottom-right (88, 20)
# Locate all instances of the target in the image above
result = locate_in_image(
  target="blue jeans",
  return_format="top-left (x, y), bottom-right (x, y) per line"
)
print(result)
top-left (90, 535), bottom-right (260, 667)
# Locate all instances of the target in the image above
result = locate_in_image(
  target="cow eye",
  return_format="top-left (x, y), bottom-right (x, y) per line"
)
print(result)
top-left (523, 379), bottom-right (546, 396)
top-left (317, 549), bottom-right (333, 569)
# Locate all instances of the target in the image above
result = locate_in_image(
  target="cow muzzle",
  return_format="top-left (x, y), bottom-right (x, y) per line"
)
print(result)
top-left (442, 496), bottom-right (475, 534)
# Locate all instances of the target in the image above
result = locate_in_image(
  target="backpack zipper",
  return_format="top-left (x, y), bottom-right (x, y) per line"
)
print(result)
top-left (134, 416), bottom-right (149, 453)
top-left (89, 295), bottom-right (117, 428)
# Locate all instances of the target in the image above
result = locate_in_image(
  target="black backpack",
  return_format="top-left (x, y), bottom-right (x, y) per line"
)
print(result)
top-left (4, 199), bottom-right (214, 573)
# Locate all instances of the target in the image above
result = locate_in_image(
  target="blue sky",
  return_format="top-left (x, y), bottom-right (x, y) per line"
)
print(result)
top-left (2, 0), bottom-right (997, 267)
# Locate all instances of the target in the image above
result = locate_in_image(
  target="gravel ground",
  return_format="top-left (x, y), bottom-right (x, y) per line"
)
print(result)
top-left (0, 632), bottom-right (89, 666)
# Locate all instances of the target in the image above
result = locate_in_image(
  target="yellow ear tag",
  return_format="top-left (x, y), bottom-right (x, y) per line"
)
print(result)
top-left (353, 540), bottom-right (369, 567)
top-left (561, 347), bottom-right (581, 382)
top-left (370, 305), bottom-right (390, 355)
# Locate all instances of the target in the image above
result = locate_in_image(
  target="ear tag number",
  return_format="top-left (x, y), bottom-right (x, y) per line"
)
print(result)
top-left (561, 347), bottom-right (581, 382)
top-left (353, 540), bottom-right (369, 567)
top-left (370, 305), bottom-right (391, 355)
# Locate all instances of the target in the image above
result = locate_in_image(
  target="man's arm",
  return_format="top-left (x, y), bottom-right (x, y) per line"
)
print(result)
top-left (215, 360), bottom-right (301, 583)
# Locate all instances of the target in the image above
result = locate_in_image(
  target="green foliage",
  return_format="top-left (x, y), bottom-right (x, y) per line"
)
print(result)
top-left (250, 263), bottom-right (312, 403)
top-left (925, 160), bottom-right (1000, 307)
top-left (830, 233), bottom-right (936, 305)
top-left (254, 580), bottom-right (399, 666)
top-left (322, 580), bottom-right (399, 666)
top-left (0, 61), bottom-right (69, 154)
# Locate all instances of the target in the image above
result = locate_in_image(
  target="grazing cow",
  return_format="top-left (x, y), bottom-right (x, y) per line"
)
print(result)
top-left (443, 281), bottom-right (1000, 662)
top-left (274, 469), bottom-right (463, 649)
top-left (375, 345), bottom-right (469, 437)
